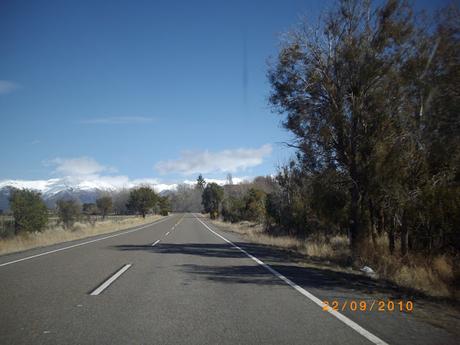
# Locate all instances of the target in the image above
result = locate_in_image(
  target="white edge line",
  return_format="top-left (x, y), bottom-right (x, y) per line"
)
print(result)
top-left (90, 264), bottom-right (132, 296)
top-left (152, 240), bottom-right (160, 246)
top-left (0, 216), bottom-right (171, 268)
top-left (193, 214), bottom-right (389, 345)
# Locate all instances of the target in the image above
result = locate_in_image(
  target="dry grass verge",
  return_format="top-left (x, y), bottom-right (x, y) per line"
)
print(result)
top-left (210, 218), bottom-right (349, 261)
top-left (209, 218), bottom-right (459, 300)
top-left (0, 215), bottom-right (164, 256)
top-left (364, 242), bottom-right (457, 299)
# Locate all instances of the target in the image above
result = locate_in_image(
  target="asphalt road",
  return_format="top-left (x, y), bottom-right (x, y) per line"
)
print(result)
top-left (0, 213), bottom-right (457, 345)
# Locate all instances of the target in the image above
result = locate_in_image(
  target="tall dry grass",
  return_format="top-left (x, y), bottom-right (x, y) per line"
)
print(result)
top-left (0, 215), bottom-right (163, 256)
top-left (210, 218), bottom-right (458, 299)
top-left (363, 237), bottom-right (457, 298)
top-left (210, 219), bottom-right (350, 262)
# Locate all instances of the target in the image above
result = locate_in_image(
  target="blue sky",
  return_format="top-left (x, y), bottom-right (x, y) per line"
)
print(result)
top-left (0, 0), bottom-right (447, 186)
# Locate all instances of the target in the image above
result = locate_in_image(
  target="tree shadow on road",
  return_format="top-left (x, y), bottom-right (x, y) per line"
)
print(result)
top-left (115, 243), bottom-right (249, 259)
top-left (114, 241), bottom-right (413, 300)
top-left (113, 235), bottom-right (460, 339)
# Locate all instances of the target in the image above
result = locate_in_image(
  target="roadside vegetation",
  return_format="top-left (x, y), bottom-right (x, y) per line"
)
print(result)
top-left (167, 0), bottom-right (460, 299)
top-left (0, 186), bottom-right (171, 255)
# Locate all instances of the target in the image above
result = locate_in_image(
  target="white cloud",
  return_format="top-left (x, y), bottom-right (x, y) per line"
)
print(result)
top-left (0, 80), bottom-right (19, 94)
top-left (40, 157), bottom-right (172, 191)
top-left (47, 157), bottom-right (117, 176)
top-left (80, 116), bottom-right (155, 124)
top-left (154, 144), bottom-right (272, 175)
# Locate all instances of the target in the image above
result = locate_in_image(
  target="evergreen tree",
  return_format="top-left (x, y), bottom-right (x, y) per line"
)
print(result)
top-left (127, 187), bottom-right (157, 218)
top-left (196, 174), bottom-right (206, 190)
top-left (9, 189), bottom-right (48, 234)
top-left (201, 183), bottom-right (224, 219)
top-left (158, 196), bottom-right (171, 216)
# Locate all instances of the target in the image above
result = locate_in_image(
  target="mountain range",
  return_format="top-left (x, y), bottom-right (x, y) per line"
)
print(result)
top-left (0, 176), bottom-right (247, 211)
top-left (0, 178), bottom-right (177, 211)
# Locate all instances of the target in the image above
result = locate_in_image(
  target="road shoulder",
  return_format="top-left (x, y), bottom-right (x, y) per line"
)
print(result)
top-left (202, 215), bottom-right (460, 345)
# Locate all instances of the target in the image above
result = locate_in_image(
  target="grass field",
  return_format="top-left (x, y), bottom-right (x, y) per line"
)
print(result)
top-left (0, 214), bottom-right (164, 256)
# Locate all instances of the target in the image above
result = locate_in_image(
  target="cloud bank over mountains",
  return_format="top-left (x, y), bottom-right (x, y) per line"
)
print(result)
top-left (0, 153), bottom-right (258, 197)
top-left (0, 143), bottom-right (270, 205)
top-left (3, 156), bottom-right (173, 194)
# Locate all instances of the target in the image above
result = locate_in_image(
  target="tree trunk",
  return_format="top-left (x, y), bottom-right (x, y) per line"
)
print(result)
top-left (377, 207), bottom-right (385, 236)
top-left (388, 227), bottom-right (395, 254)
top-left (14, 219), bottom-right (20, 236)
top-left (349, 184), bottom-right (365, 260)
top-left (368, 199), bottom-right (377, 248)
top-left (400, 215), bottom-right (409, 256)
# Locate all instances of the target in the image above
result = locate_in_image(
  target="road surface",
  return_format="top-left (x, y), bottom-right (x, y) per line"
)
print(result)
top-left (0, 213), bottom-right (456, 344)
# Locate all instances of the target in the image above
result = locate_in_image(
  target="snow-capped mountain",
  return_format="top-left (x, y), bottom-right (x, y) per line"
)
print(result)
top-left (0, 177), bottom-right (177, 210)
top-left (0, 176), bottom-right (250, 211)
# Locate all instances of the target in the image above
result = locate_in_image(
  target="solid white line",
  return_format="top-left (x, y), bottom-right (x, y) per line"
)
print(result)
top-left (151, 240), bottom-right (160, 246)
top-left (193, 214), bottom-right (389, 345)
top-left (0, 216), bottom-right (171, 268)
top-left (90, 264), bottom-right (132, 296)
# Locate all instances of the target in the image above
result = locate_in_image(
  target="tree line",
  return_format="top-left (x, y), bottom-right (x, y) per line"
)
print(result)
top-left (266, 0), bottom-right (459, 261)
top-left (5, 186), bottom-right (171, 236)
top-left (184, 0), bottom-right (460, 266)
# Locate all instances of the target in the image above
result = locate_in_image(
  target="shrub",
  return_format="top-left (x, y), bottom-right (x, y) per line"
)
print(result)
top-left (56, 199), bottom-right (81, 229)
top-left (243, 188), bottom-right (266, 223)
top-left (96, 196), bottom-right (113, 219)
top-left (9, 189), bottom-right (48, 234)
top-left (221, 196), bottom-right (245, 223)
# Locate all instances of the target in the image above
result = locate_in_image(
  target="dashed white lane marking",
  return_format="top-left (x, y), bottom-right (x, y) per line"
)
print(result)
top-left (152, 240), bottom-right (160, 246)
top-left (0, 216), bottom-right (172, 268)
top-left (90, 264), bottom-right (132, 296)
top-left (193, 214), bottom-right (389, 345)
top-left (172, 215), bottom-right (185, 229)
top-left (165, 232), bottom-right (170, 236)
